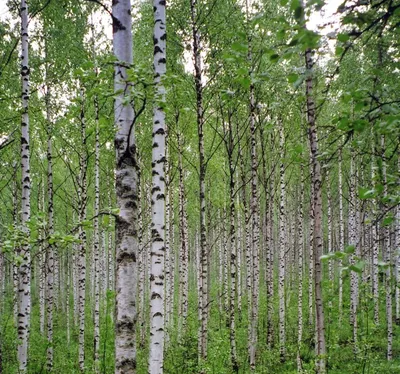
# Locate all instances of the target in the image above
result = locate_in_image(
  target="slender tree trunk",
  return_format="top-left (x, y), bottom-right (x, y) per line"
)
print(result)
top-left (247, 8), bottom-right (260, 367)
top-left (78, 87), bottom-right (88, 372)
top-left (304, 44), bottom-right (326, 373)
top-left (178, 136), bottom-right (188, 335)
top-left (66, 250), bottom-right (70, 345)
top-left (349, 150), bottom-right (358, 354)
top-left (45, 80), bottom-right (55, 372)
top-left (149, 0), bottom-right (167, 370)
top-left (165, 144), bottom-right (171, 342)
top-left (395, 153), bottom-right (400, 325)
top-left (227, 122), bottom-right (238, 372)
top-left (12, 161), bottom-right (19, 325)
top-left (18, 0), bottom-right (31, 370)
top-left (308, 158), bottom-right (314, 329)
top-left (338, 149), bottom-right (344, 323)
top-left (189, 0), bottom-right (208, 362)
top-left (327, 170), bottom-right (333, 283)
top-left (236, 192), bottom-right (242, 319)
top-left (113, 0), bottom-right (138, 372)
top-left (278, 123), bottom-right (286, 362)
top-left (297, 164), bottom-right (304, 372)
top-left (223, 209), bottom-right (228, 315)
top-left (39, 182), bottom-right (45, 335)
top-left (381, 136), bottom-right (392, 360)
top-left (93, 95), bottom-right (101, 372)
top-left (108, 189), bottom-right (114, 294)
top-left (267, 139), bottom-right (274, 348)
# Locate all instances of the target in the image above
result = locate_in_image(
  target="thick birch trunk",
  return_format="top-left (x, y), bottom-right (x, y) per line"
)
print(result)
top-left (113, 0), bottom-right (138, 372)
top-left (149, 0), bottom-right (167, 370)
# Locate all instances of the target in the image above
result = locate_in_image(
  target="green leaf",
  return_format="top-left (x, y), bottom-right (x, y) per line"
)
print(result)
top-left (238, 76), bottom-right (251, 89)
top-left (344, 245), bottom-right (355, 254)
top-left (320, 253), bottom-right (334, 262)
top-left (382, 215), bottom-right (394, 226)
top-left (334, 251), bottom-right (346, 259)
top-left (269, 54), bottom-right (280, 63)
top-left (288, 73), bottom-right (299, 83)
top-left (349, 260), bottom-right (365, 273)
top-left (335, 46), bottom-right (344, 56)
top-left (358, 187), bottom-right (374, 199)
top-left (231, 42), bottom-right (247, 53)
top-left (337, 33), bottom-right (349, 42)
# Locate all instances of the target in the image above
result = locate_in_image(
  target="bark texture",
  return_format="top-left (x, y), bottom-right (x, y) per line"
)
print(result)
top-left (113, 1), bottom-right (138, 372)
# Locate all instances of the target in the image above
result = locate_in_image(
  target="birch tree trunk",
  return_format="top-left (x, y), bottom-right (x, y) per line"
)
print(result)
top-left (338, 149), bottom-right (344, 323)
top-left (297, 164), bottom-right (304, 372)
top-left (39, 182), bottom-right (45, 335)
top-left (78, 87), bottom-right (88, 372)
top-left (349, 150), bottom-right (358, 354)
top-left (178, 135), bottom-right (188, 335)
top-left (381, 136), bottom-right (392, 360)
top-left (247, 4), bottom-right (260, 367)
top-left (227, 121), bottom-right (238, 372)
top-left (395, 153), bottom-right (400, 325)
top-left (371, 154), bottom-right (379, 323)
top-left (149, 0), bottom-right (167, 370)
top-left (304, 43), bottom-right (326, 373)
top-left (45, 80), bottom-right (55, 372)
top-left (278, 123), bottom-right (286, 362)
top-left (113, 0), bottom-right (138, 372)
top-left (18, 0), bottom-right (31, 370)
top-left (164, 144), bottom-right (171, 341)
top-left (93, 95), bottom-right (101, 372)
top-left (189, 0), bottom-right (208, 362)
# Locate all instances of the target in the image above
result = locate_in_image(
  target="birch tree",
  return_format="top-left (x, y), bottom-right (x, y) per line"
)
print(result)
top-left (18, 0), bottom-right (32, 370)
top-left (149, 0), bottom-right (167, 370)
top-left (113, 0), bottom-right (138, 371)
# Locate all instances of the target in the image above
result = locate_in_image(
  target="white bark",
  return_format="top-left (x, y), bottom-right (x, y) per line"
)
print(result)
top-left (349, 150), bottom-right (358, 354)
top-left (395, 154), bottom-right (400, 324)
top-left (93, 96), bottom-right (101, 372)
top-left (338, 149), bottom-right (344, 323)
top-left (113, 0), bottom-right (138, 371)
top-left (45, 81), bottom-right (55, 372)
top-left (247, 5), bottom-right (260, 366)
top-left (178, 136), bottom-right (188, 335)
top-left (149, 0), bottom-right (166, 369)
top-left (39, 182), bottom-right (45, 335)
top-left (382, 136), bottom-right (392, 360)
top-left (78, 88), bottom-right (88, 372)
top-left (189, 0), bottom-right (208, 361)
top-left (297, 164), bottom-right (304, 372)
top-left (304, 41), bottom-right (326, 373)
top-left (18, 0), bottom-right (31, 370)
top-left (278, 123), bottom-right (286, 362)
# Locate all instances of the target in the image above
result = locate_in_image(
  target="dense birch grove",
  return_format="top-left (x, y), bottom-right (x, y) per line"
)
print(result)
top-left (0, 0), bottom-right (400, 373)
